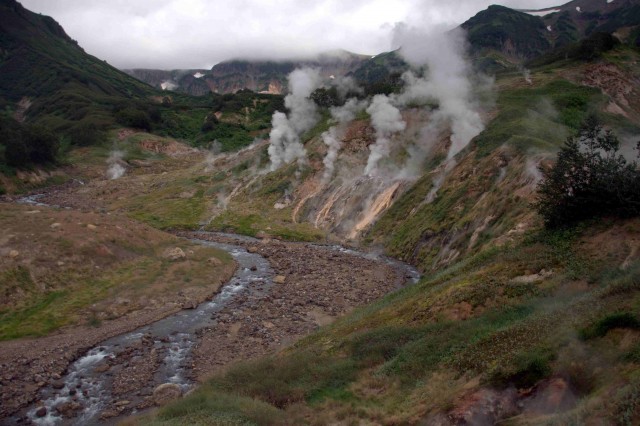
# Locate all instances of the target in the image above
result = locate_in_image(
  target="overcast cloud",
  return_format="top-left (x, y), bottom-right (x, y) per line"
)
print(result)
top-left (20, 0), bottom-right (561, 70)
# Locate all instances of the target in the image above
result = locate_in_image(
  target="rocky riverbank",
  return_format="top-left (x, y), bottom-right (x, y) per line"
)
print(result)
top-left (177, 232), bottom-right (414, 382)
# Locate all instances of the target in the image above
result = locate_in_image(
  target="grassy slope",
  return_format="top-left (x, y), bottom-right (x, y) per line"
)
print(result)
top-left (0, 203), bottom-right (234, 340)
top-left (0, 0), bottom-right (154, 129)
top-left (136, 50), bottom-right (640, 424)
top-left (144, 221), bottom-right (640, 425)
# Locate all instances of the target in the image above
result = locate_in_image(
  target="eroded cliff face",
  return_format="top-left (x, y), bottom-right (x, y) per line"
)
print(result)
top-left (124, 51), bottom-right (368, 95)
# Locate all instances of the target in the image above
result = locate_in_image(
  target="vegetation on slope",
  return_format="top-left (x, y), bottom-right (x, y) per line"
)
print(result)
top-left (144, 221), bottom-right (640, 424)
top-left (0, 0), bottom-right (286, 177)
top-left (0, 203), bottom-right (234, 339)
top-left (461, 5), bottom-right (551, 60)
top-left (537, 116), bottom-right (640, 228)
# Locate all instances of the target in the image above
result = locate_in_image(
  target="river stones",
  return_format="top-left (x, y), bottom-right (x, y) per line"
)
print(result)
top-left (247, 246), bottom-right (259, 253)
top-left (35, 406), bottom-right (47, 417)
top-left (55, 401), bottom-right (82, 417)
top-left (153, 383), bottom-right (182, 406)
top-left (273, 275), bottom-right (286, 284)
top-left (163, 247), bottom-right (186, 261)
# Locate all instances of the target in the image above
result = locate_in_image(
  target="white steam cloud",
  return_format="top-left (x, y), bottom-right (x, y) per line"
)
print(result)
top-left (391, 25), bottom-right (490, 198)
top-left (332, 76), bottom-right (363, 100)
top-left (106, 150), bottom-right (126, 180)
top-left (321, 126), bottom-right (344, 183)
top-left (320, 98), bottom-right (369, 183)
top-left (364, 94), bottom-right (406, 176)
top-left (160, 80), bottom-right (178, 91)
top-left (268, 68), bottom-right (323, 171)
top-left (394, 26), bottom-right (487, 161)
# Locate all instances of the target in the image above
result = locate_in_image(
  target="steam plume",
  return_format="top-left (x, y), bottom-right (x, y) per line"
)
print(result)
top-left (394, 25), bottom-right (487, 161)
top-left (364, 94), bottom-right (406, 176)
top-left (204, 140), bottom-right (222, 173)
top-left (321, 126), bottom-right (343, 183)
top-left (320, 98), bottom-right (368, 183)
top-left (106, 151), bottom-right (126, 180)
top-left (268, 68), bottom-right (322, 171)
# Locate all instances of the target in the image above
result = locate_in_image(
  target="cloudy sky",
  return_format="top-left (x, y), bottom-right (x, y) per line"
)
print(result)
top-left (21, 0), bottom-right (561, 70)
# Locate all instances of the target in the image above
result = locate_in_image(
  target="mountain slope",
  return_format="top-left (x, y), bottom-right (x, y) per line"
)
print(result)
top-left (461, 0), bottom-right (640, 70)
top-left (125, 50), bottom-right (369, 96)
top-left (0, 0), bottom-right (156, 134)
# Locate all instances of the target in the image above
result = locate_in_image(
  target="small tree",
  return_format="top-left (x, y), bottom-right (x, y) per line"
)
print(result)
top-left (536, 116), bottom-right (640, 228)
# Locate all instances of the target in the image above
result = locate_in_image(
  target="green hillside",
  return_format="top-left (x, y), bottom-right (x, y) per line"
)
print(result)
top-left (461, 5), bottom-right (551, 60)
top-left (133, 37), bottom-right (640, 426)
top-left (0, 0), bottom-right (155, 132)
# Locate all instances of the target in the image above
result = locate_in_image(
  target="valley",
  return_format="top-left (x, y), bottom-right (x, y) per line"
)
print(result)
top-left (2, 0), bottom-right (640, 424)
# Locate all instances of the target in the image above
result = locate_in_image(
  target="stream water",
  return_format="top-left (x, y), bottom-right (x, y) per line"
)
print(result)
top-left (26, 239), bottom-right (274, 425)
top-left (18, 216), bottom-right (420, 424)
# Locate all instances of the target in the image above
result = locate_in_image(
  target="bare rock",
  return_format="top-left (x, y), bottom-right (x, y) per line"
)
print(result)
top-left (207, 257), bottom-right (222, 266)
top-left (114, 400), bottom-right (130, 407)
top-left (50, 223), bottom-right (61, 229)
top-left (153, 383), bottom-right (182, 406)
top-left (274, 275), bottom-right (286, 284)
top-left (99, 409), bottom-right (119, 420)
top-left (247, 246), bottom-right (259, 254)
top-left (35, 406), bottom-right (47, 418)
top-left (55, 401), bottom-right (82, 417)
top-left (94, 364), bottom-right (110, 373)
top-left (163, 247), bottom-right (186, 261)
top-left (8, 250), bottom-right (19, 259)
top-left (51, 380), bottom-right (65, 389)
top-left (182, 300), bottom-right (198, 309)
top-left (87, 224), bottom-right (97, 230)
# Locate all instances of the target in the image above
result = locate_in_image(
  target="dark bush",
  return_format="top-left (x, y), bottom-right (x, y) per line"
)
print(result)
top-left (115, 107), bottom-right (152, 131)
top-left (580, 312), bottom-right (640, 340)
top-left (0, 115), bottom-right (59, 167)
top-left (489, 349), bottom-right (553, 389)
top-left (310, 87), bottom-right (340, 108)
top-left (67, 121), bottom-right (107, 146)
top-left (577, 32), bottom-right (621, 60)
top-left (536, 116), bottom-right (640, 228)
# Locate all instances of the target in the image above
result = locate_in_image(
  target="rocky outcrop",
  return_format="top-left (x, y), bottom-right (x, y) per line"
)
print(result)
top-left (153, 383), bottom-right (182, 406)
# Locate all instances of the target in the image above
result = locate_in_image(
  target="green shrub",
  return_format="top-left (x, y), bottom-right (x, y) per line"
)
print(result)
top-left (0, 115), bottom-right (59, 167)
top-left (536, 116), bottom-right (640, 228)
top-left (580, 312), bottom-right (640, 340)
top-left (489, 348), bottom-right (553, 389)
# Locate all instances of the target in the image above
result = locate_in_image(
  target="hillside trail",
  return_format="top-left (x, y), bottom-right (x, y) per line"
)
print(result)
top-left (6, 189), bottom-right (419, 425)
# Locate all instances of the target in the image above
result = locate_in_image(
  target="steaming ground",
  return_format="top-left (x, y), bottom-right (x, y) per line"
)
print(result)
top-left (259, 26), bottom-right (491, 240)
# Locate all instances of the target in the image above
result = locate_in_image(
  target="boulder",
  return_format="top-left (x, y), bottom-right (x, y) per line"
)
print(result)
top-left (163, 247), bottom-right (186, 261)
top-left (51, 380), bottom-right (65, 389)
top-left (55, 401), bottom-right (82, 417)
top-left (207, 257), bottom-right (222, 266)
top-left (247, 246), bottom-right (259, 254)
top-left (274, 275), bottom-right (286, 284)
top-left (35, 406), bottom-right (47, 418)
top-left (153, 383), bottom-right (182, 406)
top-left (8, 250), bottom-right (19, 259)
top-left (50, 223), bottom-right (61, 229)
top-left (87, 224), bottom-right (97, 230)
top-left (99, 409), bottom-right (119, 420)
